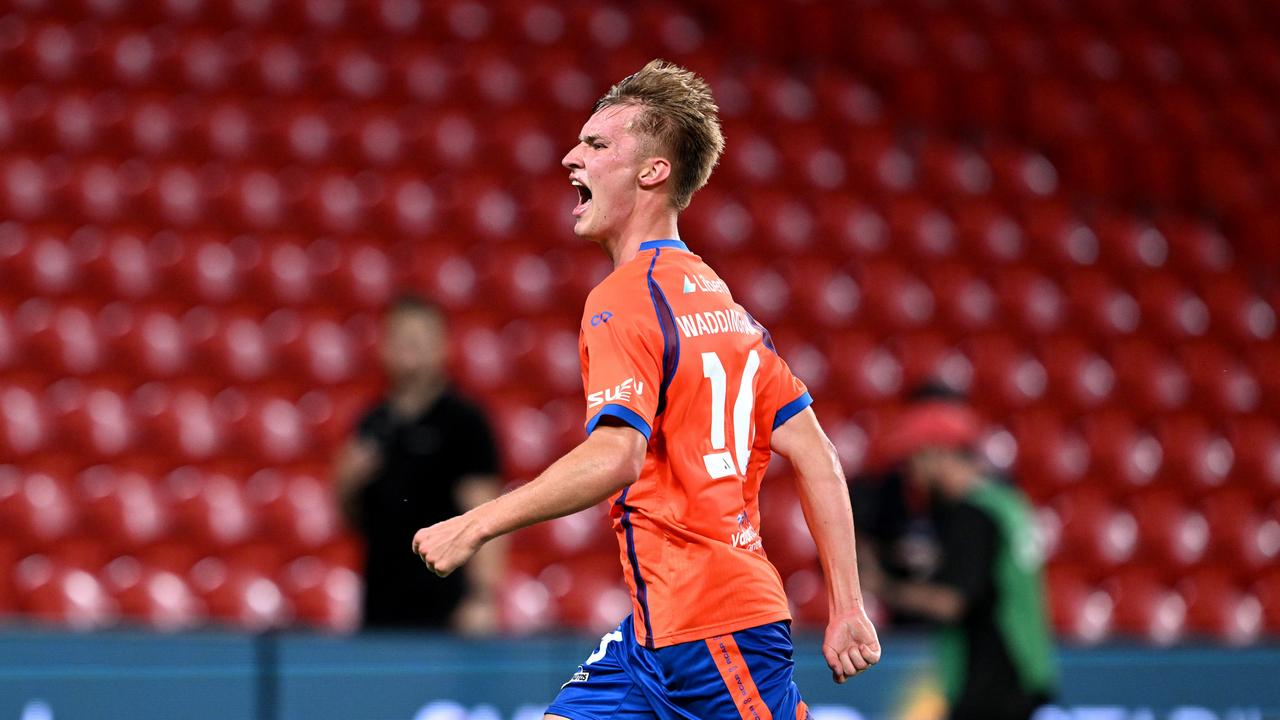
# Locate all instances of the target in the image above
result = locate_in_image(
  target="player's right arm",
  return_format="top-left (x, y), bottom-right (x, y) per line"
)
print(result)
top-left (771, 406), bottom-right (881, 684)
top-left (413, 421), bottom-right (645, 577)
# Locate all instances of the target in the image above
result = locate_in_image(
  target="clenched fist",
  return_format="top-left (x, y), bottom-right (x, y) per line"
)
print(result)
top-left (412, 513), bottom-right (484, 577)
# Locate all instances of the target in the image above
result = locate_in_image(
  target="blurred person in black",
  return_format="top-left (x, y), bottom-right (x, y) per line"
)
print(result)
top-left (866, 398), bottom-right (1057, 720)
top-left (333, 295), bottom-right (504, 632)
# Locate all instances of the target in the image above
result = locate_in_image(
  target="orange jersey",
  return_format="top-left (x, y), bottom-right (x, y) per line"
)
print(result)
top-left (578, 239), bottom-right (812, 648)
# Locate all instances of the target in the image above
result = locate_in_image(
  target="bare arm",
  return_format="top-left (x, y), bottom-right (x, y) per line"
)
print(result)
top-left (771, 406), bottom-right (881, 683)
top-left (884, 581), bottom-right (966, 622)
top-left (451, 474), bottom-right (505, 635)
top-left (413, 422), bottom-right (646, 576)
top-left (332, 438), bottom-right (381, 528)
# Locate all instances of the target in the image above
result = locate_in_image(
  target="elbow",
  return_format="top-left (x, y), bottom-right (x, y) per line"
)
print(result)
top-left (613, 451), bottom-right (643, 491)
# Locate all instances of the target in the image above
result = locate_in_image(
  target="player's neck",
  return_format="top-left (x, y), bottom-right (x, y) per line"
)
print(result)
top-left (599, 212), bottom-right (681, 268)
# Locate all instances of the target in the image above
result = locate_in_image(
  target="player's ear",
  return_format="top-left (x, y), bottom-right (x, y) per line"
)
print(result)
top-left (637, 156), bottom-right (671, 190)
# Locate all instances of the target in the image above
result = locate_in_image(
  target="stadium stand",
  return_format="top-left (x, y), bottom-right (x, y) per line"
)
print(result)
top-left (0, 0), bottom-right (1277, 645)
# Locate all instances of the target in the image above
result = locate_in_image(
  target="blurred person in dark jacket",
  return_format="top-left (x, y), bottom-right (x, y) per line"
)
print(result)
top-left (868, 398), bottom-right (1057, 720)
top-left (333, 295), bottom-right (504, 632)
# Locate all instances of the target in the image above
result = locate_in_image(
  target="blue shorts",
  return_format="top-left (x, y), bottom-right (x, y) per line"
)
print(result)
top-left (546, 615), bottom-right (811, 720)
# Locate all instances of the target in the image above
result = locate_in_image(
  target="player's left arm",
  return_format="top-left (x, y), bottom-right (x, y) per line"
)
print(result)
top-left (413, 421), bottom-right (645, 577)
top-left (772, 406), bottom-right (881, 684)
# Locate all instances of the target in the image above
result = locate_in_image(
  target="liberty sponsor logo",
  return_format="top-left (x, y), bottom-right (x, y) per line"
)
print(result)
top-left (589, 311), bottom-right (613, 326)
top-left (674, 309), bottom-right (760, 339)
top-left (682, 274), bottom-right (729, 294)
top-left (587, 377), bottom-right (644, 408)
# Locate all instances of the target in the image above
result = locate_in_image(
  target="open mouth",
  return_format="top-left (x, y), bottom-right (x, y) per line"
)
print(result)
top-left (571, 179), bottom-right (592, 217)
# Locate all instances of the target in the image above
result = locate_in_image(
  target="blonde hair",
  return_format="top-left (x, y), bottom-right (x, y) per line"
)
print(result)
top-left (594, 59), bottom-right (725, 211)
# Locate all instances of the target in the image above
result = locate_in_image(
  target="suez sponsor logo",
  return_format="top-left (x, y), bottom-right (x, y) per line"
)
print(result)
top-left (586, 377), bottom-right (644, 408)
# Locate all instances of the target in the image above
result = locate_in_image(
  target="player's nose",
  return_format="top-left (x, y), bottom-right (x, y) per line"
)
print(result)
top-left (562, 143), bottom-right (583, 170)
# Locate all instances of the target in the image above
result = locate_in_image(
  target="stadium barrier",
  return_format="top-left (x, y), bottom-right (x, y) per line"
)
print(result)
top-left (1, 629), bottom-right (1276, 720)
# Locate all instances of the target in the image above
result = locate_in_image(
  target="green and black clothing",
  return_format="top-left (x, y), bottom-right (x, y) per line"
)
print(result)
top-left (933, 480), bottom-right (1058, 720)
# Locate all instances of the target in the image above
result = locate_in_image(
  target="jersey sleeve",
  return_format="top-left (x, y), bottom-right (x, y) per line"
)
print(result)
top-left (769, 354), bottom-right (813, 431)
top-left (581, 284), bottom-right (665, 441)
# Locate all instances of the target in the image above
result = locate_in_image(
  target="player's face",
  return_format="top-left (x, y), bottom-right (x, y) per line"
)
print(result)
top-left (561, 103), bottom-right (648, 241)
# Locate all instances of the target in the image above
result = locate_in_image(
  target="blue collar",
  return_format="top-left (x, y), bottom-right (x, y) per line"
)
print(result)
top-left (639, 239), bottom-right (688, 252)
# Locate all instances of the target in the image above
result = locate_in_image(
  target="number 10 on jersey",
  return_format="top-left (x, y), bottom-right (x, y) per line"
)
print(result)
top-left (701, 350), bottom-right (760, 480)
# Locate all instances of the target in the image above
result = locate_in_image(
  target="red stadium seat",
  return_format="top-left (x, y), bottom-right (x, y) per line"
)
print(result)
top-left (1179, 567), bottom-right (1264, 645)
top-left (184, 308), bottom-right (275, 384)
top-left (500, 568), bottom-right (558, 635)
top-left (857, 260), bottom-right (935, 333)
top-left (1155, 415), bottom-right (1235, 495)
top-left (266, 310), bottom-right (363, 386)
top-left (1108, 338), bottom-right (1189, 419)
top-left (1046, 564), bottom-right (1113, 644)
top-left (279, 555), bottom-right (360, 631)
top-left (6, 226), bottom-right (79, 297)
top-left (954, 199), bottom-right (1026, 265)
top-left (146, 163), bottom-right (209, 229)
top-left (189, 555), bottom-right (292, 630)
top-left (1050, 486), bottom-right (1137, 571)
top-left (543, 555), bottom-right (630, 634)
top-left (1136, 275), bottom-right (1211, 343)
top-left (923, 262), bottom-right (999, 335)
top-left (1202, 275), bottom-right (1277, 347)
top-left (101, 555), bottom-right (205, 630)
top-left (167, 467), bottom-right (258, 549)
top-left (0, 467), bottom-right (76, 553)
top-left (1202, 489), bottom-right (1280, 578)
top-left (1180, 342), bottom-right (1261, 418)
top-left (79, 229), bottom-right (161, 300)
top-left (1229, 416), bottom-right (1280, 496)
top-left (996, 267), bottom-right (1067, 337)
top-left (785, 257), bottom-right (860, 331)
top-left (306, 239), bottom-right (396, 310)
top-left (1083, 411), bottom-right (1163, 491)
top-left (221, 390), bottom-right (312, 464)
top-left (1255, 567), bottom-right (1280, 634)
top-left (965, 333), bottom-right (1047, 414)
top-left (1040, 335), bottom-right (1116, 412)
top-left (14, 300), bottom-right (106, 377)
top-left (13, 554), bottom-right (118, 629)
top-left (1009, 410), bottom-right (1090, 499)
top-left (193, 98), bottom-right (258, 160)
top-left (305, 171), bottom-right (374, 235)
top-left (1106, 565), bottom-right (1186, 645)
top-left (48, 381), bottom-right (137, 461)
top-left (0, 382), bottom-right (53, 459)
top-left (828, 333), bottom-right (903, 409)
top-left (247, 469), bottom-right (343, 555)
top-left (99, 304), bottom-right (191, 378)
top-left (77, 466), bottom-right (172, 554)
top-left (1128, 489), bottom-right (1209, 573)
top-left (164, 233), bottom-right (245, 305)
top-left (1063, 268), bottom-right (1141, 340)
top-left (132, 383), bottom-right (228, 463)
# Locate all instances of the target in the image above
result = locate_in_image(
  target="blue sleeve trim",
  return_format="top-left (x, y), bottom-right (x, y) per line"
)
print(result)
top-left (772, 391), bottom-right (813, 430)
top-left (586, 404), bottom-right (653, 440)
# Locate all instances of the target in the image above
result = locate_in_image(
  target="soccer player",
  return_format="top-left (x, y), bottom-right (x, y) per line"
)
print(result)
top-left (413, 59), bottom-right (880, 718)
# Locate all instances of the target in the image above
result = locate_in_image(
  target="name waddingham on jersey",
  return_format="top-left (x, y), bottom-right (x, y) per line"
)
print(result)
top-left (673, 309), bottom-right (760, 339)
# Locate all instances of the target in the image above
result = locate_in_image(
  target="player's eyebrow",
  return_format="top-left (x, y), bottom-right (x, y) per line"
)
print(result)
top-left (580, 134), bottom-right (607, 145)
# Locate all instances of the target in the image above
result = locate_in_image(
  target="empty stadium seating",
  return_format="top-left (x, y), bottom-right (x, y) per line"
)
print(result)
top-left (0, 0), bottom-right (1277, 642)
